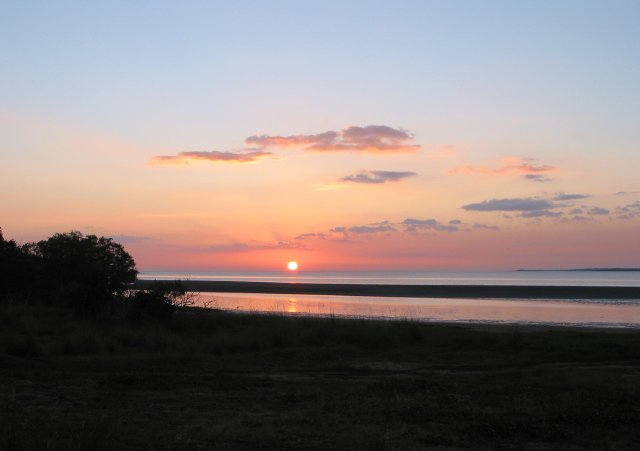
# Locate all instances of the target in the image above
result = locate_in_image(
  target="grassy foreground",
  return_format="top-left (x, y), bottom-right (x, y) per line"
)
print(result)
top-left (1, 303), bottom-right (640, 450)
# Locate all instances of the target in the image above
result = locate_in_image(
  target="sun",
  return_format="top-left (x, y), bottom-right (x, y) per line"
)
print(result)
top-left (287, 261), bottom-right (298, 271)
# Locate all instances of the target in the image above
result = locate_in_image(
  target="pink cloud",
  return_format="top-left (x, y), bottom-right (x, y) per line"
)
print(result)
top-left (246, 125), bottom-right (420, 154)
top-left (450, 157), bottom-right (556, 177)
top-left (149, 150), bottom-right (273, 165)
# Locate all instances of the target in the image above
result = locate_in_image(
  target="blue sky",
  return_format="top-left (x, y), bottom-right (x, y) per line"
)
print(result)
top-left (2, 1), bottom-right (640, 270)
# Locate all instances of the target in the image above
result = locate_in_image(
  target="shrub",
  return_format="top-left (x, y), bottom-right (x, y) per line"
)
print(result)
top-left (26, 231), bottom-right (138, 314)
top-left (0, 228), bottom-right (39, 299)
top-left (127, 281), bottom-right (195, 324)
top-left (129, 289), bottom-right (176, 325)
top-left (1, 228), bottom-right (138, 315)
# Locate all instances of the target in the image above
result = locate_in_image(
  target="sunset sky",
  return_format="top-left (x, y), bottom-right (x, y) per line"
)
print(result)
top-left (2, 1), bottom-right (639, 271)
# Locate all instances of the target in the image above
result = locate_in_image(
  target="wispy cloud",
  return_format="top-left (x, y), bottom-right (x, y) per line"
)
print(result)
top-left (340, 170), bottom-right (417, 184)
top-left (349, 223), bottom-right (396, 234)
top-left (296, 216), bottom-right (499, 245)
top-left (149, 150), bottom-right (273, 165)
top-left (461, 193), bottom-right (618, 222)
top-left (451, 157), bottom-right (556, 178)
top-left (295, 232), bottom-right (327, 241)
top-left (246, 125), bottom-right (420, 154)
top-left (205, 240), bottom-right (300, 253)
top-left (559, 215), bottom-right (594, 223)
top-left (553, 193), bottom-right (590, 201)
top-left (462, 197), bottom-right (556, 212)
top-left (473, 223), bottom-right (500, 231)
top-left (402, 218), bottom-right (459, 232)
top-left (520, 210), bottom-right (564, 218)
top-left (330, 221), bottom-right (396, 240)
top-left (525, 174), bottom-right (553, 183)
top-left (616, 200), bottom-right (640, 219)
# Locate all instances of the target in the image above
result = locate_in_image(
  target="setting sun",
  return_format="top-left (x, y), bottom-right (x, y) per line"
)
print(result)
top-left (287, 261), bottom-right (298, 271)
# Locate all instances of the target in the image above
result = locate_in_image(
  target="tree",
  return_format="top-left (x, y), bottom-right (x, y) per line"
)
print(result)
top-left (27, 231), bottom-right (138, 313)
top-left (0, 228), bottom-right (37, 298)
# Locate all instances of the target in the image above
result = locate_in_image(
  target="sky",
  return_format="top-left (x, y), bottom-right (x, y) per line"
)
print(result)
top-left (1, 1), bottom-right (640, 271)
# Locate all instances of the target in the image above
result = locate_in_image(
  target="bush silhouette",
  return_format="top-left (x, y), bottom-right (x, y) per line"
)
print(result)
top-left (0, 228), bottom-right (39, 298)
top-left (28, 231), bottom-right (138, 313)
top-left (1, 229), bottom-right (138, 314)
top-left (1, 229), bottom-right (197, 322)
top-left (128, 280), bottom-right (195, 324)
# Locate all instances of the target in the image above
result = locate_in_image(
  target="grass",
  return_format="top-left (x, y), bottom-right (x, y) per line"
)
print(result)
top-left (1, 302), bottom-right (640, 450)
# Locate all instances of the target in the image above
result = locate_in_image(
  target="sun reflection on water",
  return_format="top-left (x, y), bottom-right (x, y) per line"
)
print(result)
top-left (288, 297), bottom-right (297, 313)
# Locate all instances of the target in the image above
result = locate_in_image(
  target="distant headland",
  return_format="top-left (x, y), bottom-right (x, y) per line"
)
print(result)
top-left (517, 268), bottom-right (640, 272)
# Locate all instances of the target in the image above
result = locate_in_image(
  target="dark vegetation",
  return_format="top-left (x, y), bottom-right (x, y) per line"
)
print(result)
top-left (2, 229), bottom-right (640, 450)
top-left (0, 228), bottom-right (191, 321)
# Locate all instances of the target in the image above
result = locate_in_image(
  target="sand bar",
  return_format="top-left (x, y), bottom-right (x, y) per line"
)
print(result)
top-left (134, 280), bottom-right (640, 300)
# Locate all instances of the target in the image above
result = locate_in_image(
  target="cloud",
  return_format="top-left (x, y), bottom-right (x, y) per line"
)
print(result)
top-left (328, 226), bottom-right (351, 242)
top-left (569, 208), bottom-right (583, 215)
top-left (297, 216), bottom-right (499, 245)
top-left (205, 241), bottom-right (299, 253)
top-left (340, 170), bottom-right (417, 184)
top-left (588, 207), bottom-right (610, 215)
top-left (462, 197), bottom-right (556, 212)
top-left (553, 193), bottom-right (590, 201)
top-left (473, 223), bottom-right (500, 231)
top-left (402, 218), bottom-right (458, 232)
top-left (295, 232), bottom-right (327, 240)
top-left (149, 124), bottom-right (419, 166)
top-left (149, 150), bottom-right (273, 165)
top-left (616, 200), bottom-right (640, 219)
top-left (451, 157), bottom-right (556, 177)
top-left (521, 210), bottom-right (564, 218)
top-left (559, 215), bottom-right (594, 223)
top-left (525, 174), bottom-right (553, 182)
top-left (246, 125), bottom-right (420, 153)
top-left (349, 224), bottom-right (395, 234)
top-left (330, 222), bottom-right (396, 239)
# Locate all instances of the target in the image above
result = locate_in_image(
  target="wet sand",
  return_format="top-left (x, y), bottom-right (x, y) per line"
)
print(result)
top-left (134, 279), bottom-right (640, 300)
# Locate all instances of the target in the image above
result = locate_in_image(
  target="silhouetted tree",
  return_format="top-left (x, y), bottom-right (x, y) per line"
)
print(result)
top-left (0, 228), bottom-right (37, 298)
top-left (2, 229), bottom-right (192, 322)
top-left (25, 231), bottom-right (138, 313)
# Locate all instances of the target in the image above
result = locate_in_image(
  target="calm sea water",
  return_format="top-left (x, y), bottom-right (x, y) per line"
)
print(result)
top-left (139, 270), bottom-right (640, 287)
top-left (138, 270), bottom-right (640, 327)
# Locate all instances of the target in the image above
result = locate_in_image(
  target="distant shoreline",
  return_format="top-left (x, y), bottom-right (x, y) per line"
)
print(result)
top-left (134, 280), bottom-right (640, 300)
top-left (517, 268), bottom-right (640, 272)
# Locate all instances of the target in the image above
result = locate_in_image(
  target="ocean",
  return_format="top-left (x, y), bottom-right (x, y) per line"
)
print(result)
top-left (138, 270), bottom-right (640, 327)
top-left (138, 270), bottom-right (640, 287)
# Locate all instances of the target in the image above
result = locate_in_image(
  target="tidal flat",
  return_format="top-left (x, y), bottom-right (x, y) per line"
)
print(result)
top-left (2, 303), bottom-right (640, 450)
